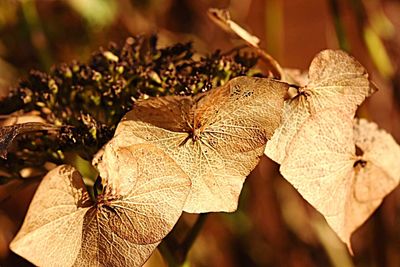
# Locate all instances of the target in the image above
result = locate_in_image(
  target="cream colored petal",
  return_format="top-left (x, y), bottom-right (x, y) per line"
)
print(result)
top-left (280, 109), bottom-right (355, 212)
top-left (307, 49), bottom-right (376, 115)
top-left (96, 143), bottom-right (139, 196)
top-left (73, 208), bottom-right (159, 267)
top-left (280, 109), bottom-right (355, 246)
top-left (265, 49), bottom-right (376, 164)
top-left (337, 119), bottom-right (400, 244)
top-left (281, 111), bottom-right (400, 249)
top-left (10, 165), bottom-right (91, 267)
top-left (115, 76), bottom-right (288, 213)
top-left (106, 144), bottom-right (191, 244)
top-left (265, 96), bottom-right (309, 163)
top-left (282, 68), bottom-right (308, 86)
top-left (11, 142), bottom-right (191, 267)
top-left (354, 118), bottom-right (400, 191)
top-left (73, 144), bottom-right (190, 266)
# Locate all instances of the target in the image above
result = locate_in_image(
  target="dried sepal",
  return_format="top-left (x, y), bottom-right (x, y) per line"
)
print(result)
top-left (265, 49), bottom-right (376, 164)
top-left (113, 76), bottom-right (288, 213)
top-left (280, 109), bottom-right (400, 249)
top-left (10, 165), bottom-right (92, 267)
top-left (10, 144), bottom-right (191, 267)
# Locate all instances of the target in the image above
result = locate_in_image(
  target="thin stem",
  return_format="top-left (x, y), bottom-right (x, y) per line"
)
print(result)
top-left (207, 8), bottom-right (283, 79)
top-left (178, 213), bottom-right (208, 264)
top-left (254, 47), bottom-right (284, 79)
top-left (349, 0), bottom-right (366, 31)
top-left (264, 0), bottom-right (284, 63)
top-left (349, 0), bottom-right (394, 79)
top-left (328, 0), bottom-right (350, 52)
top-left (373, 207), bottom-right (387, 267)
top-left (21, 0), bottom-right (52, 70)
top-left (159, 242), bottom-right (180, 267)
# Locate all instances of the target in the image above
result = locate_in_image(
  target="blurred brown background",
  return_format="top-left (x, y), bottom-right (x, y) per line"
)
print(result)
top-left (1, 0), bottom-right (400, 266)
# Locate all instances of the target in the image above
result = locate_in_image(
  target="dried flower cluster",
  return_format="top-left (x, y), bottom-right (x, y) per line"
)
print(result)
top-left (0, 36), bottom-right (260, 184)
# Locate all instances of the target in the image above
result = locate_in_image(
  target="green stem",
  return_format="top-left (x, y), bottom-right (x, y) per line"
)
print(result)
top-left (21, 0), bottom-right (52, 70)
top-left (264, 0), bottom-right (283, 61)
top-left (178, 213), bottom-right (208, 264)
top-left (328, 0), bottom-right (350, 52)
top-left (349, 0), bottom-right (394, 79)
top-left (349, 0), bottom-right (366, 30)
top-left (159, 242), bottom-right (180, 267)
